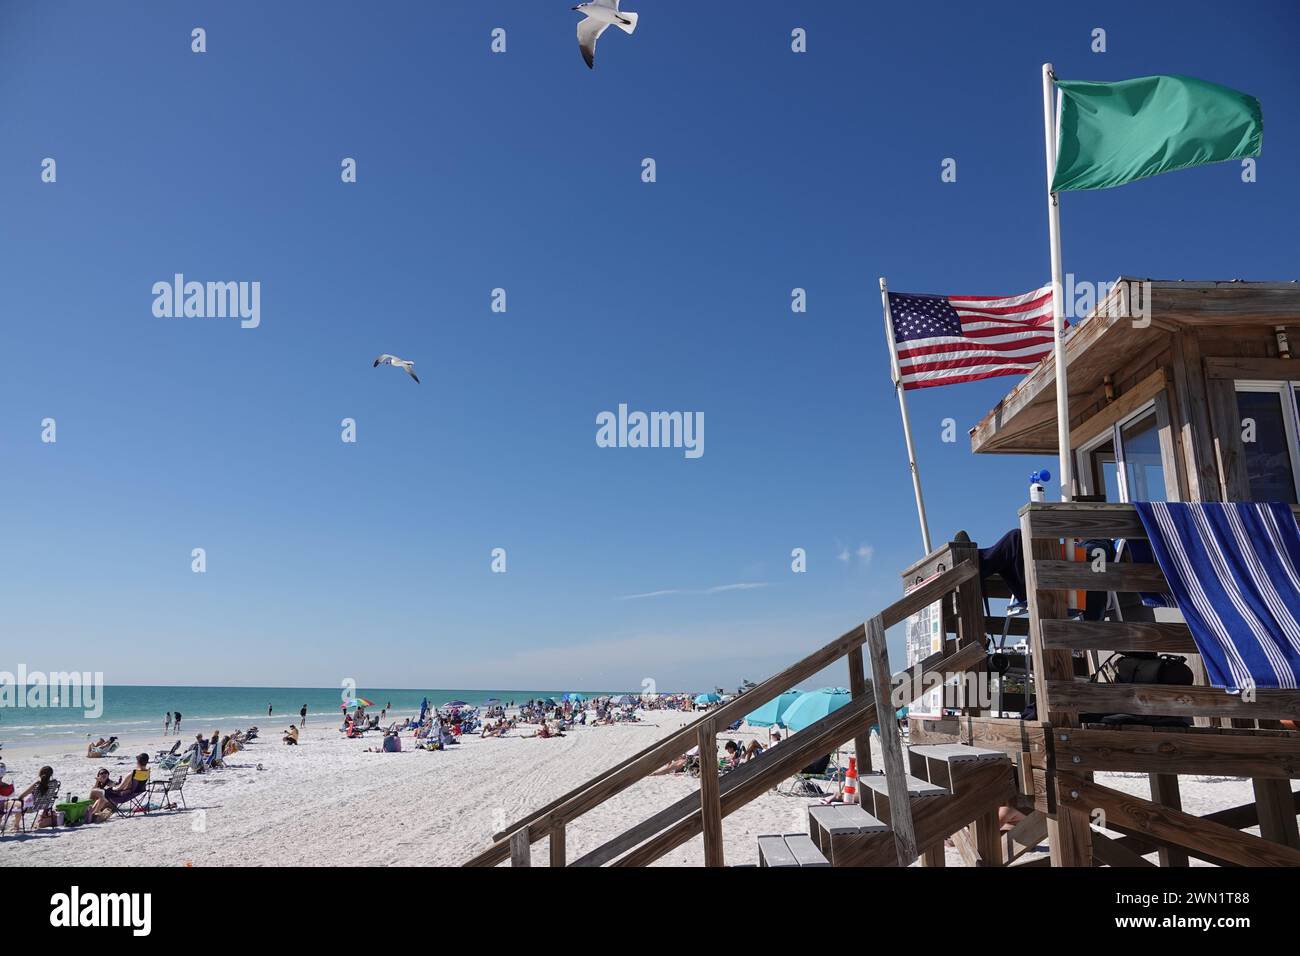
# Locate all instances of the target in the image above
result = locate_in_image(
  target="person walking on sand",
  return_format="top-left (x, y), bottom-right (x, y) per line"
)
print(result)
top-left (299, 704), bottom-right (307, 728)
top-left (164, 712), bottom-right (172, 734)
top-left (173, 711), bottom-right (182, 733)
top-left (267, 702), bottom-right (273, 718)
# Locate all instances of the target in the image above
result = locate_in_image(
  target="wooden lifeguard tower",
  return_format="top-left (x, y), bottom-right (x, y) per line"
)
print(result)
top-left (466, 279), bottom-right (1300, 868)
top-left (901, 277), bottom-right (1300, 867)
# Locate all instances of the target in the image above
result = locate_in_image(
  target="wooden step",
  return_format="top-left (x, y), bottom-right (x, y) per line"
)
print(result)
top-left (757, 833), bottom-right (830, 868)
top-left (860, 772), bottom-right (950, 828)
top-left (908, 743), bottom-right (1011, 792)
top-left (807, 803), bottom-right (894, 867)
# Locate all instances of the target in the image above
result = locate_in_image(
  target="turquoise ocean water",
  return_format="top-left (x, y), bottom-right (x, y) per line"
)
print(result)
top-left (0, 686), bottom-right (632, 748)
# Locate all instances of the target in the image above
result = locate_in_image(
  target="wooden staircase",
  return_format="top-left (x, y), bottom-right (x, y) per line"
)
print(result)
top-left (758, 743), bottom-right (1015, 867)
top-left (464, 559), bottom-right (991, 867)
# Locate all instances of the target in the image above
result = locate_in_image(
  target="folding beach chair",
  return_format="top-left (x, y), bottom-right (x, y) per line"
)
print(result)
top-left (154, 740), bottom-right (181, 762)
top-left (17, 780), bottom-right (61, 833)
top-left (146, 764), bottom-right (188, 810)
top-left (111, 770), bottom-right (152, 817)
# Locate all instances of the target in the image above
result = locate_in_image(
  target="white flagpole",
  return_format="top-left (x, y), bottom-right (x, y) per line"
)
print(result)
top-left (880, 277), bottom-right (933, 554)
top-left (1041, 63), bottom-right (1073, 502)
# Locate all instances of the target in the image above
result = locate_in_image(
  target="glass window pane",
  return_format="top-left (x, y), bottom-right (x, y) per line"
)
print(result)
top-left (1236, 390), bottom-right (1298, 504)
top-left (1087, 438), bottom-right (1118, 501)
top-left (1120, 411), bottom-right (1167, 502)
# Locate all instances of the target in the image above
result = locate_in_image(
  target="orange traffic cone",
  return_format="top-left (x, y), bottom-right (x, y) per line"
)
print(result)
top-left (843, 756), bottom-right (858, 804)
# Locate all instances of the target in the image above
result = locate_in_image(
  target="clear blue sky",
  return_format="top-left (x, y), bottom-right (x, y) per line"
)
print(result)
top-left (1, 1), bottom-right (1297, 691)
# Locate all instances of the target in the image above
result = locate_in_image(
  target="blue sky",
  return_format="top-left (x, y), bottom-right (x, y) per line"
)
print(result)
top-left (1, 1), bottom-right (1297, 691)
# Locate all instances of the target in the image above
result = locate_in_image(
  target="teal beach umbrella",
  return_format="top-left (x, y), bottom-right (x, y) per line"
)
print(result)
top-left (744, 690), bottom-right (803, 728)
top-left (782, 688), bottom-right (852, 732)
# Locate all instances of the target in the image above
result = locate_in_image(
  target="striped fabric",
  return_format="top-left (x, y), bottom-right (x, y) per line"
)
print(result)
top-left (1134, 502), bottom-right (1300, 691)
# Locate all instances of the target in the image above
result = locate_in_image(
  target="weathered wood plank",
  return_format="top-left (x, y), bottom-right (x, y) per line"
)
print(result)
top-left (697, 721), bottom-right (724, 867)
top-left (1041, 618), bottom-right (1197, 654)
top-left (1020, 500), bottom-right (1300, 540)
top-left (1254, 778), bottom-right (1300, 850)
top-left (549, 821), bottom-right (566, 868)
top-left (1060, 777), bottom-right (1300, 867)
top-left (1091, 830), bottom-right (1157, 868)
top-left (1148, 774), bottom-right (1189, 867)
top-left (1034, 559), bottom-right (1168, 593)
top-left (1046, 680), bottom-right (1300, 722)
top-left (867, 613), bottom-right (918, 866)
top-left (1054, 726), bottom-right (1300, 778)
top-left (509, 827), bottom-right (531, 867)
top-left (1023, 508), bottom-right (1093, 867)
top-left (848, 646), bottom-right (873, 774)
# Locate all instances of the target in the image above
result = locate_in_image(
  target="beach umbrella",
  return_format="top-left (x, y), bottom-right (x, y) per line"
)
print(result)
top-left (444, 700), bottom-right (468, 708)
top-left (344, 697), bottom-right (374, 709)
top-left (694, 692), bottom-right (722, 706)
top-left (782, 688), bottom-right (851, 732)
top-left (615, 694), bottom-right (636, 707)
top-left (744, 690), bottom-right (803, 728)
top-left (416, 697), bottom-right (429, 723)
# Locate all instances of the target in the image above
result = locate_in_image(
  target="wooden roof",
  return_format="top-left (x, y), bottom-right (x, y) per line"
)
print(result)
top-left (969, 279), bottom-right (1300, 455)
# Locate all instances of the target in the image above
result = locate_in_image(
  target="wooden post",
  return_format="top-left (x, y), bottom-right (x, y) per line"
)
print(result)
top-left (949, 543), bottom-right (986, 716)
top-left (550, 820), bottom-right (566, 867)
top-left (866, 613), bottom-right (919, 866)
top-left (848, 646), bottom-right (874, 774)
top-left (1021, 508), bottom-right (1093, 867)
top-left (510, 826), bottom-right (532, 867)
top-left (1254, 778), bottom-right (1300, 850)
top-left (973, 811), bottom-right (1003, 866)
top-left (697, 721), bottom-right (724, 867)
top-left (1148, 774), bottom-right (1189, 866)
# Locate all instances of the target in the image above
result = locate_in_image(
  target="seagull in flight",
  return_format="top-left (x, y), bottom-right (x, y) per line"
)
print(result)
top-left (373, 353), bottom-right (420, 384)
top-left (573, 0), bottom-right (638, 70)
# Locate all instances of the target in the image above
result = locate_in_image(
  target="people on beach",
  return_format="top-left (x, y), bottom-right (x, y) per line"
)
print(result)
top-left (267, 703), bottom-right (273, 717)
top-left (1, 765), bottom-right (56, 830)
top-left (89, 753), bottom-right (149, 821)
top-left (283, 725), bottom-right (299, 745)
top-left (299, 704), bottom-right (307, 727)
top-left (173, 711), bottom-right (182, 733)
top-left (165, 712), bottom-right (172, 734)
top-left (86, 736), bottom-right (119, 758)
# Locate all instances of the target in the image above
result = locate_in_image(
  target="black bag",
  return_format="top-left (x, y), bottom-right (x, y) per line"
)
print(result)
top-left (1114, 653), bottom-right (1194, 686)
top-left (1080, 653), bottom-right (1194, 727)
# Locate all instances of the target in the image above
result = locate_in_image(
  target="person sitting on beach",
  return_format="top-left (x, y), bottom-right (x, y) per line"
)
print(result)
top-left (2, 766), bottom-right (57, 831)
top-left (533, 721), bottom-right (565, 739)
top-left (86, 736), bottom-right (118, 758)
top-left (723, 739), bottom-right (764, 770)
top-left (89, 754), bottom-right (150, 821)
top-left (283, 725), bottom-right (300, 745)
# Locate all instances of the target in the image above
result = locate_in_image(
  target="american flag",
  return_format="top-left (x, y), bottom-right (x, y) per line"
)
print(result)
top-left (888, 285), bottom-right (1062, 390)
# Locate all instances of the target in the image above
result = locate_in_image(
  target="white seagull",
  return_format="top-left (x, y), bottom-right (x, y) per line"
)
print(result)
top-left (373, 353), bottom-right (420, 384)
top-left (572, 0), bottom-right (638, 70)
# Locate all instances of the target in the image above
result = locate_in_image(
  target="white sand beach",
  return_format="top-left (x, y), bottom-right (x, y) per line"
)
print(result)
top-left (1, 710), bottom-right (1290, 867)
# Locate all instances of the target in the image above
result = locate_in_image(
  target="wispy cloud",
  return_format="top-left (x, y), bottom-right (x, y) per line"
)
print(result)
top-left (837, 541), bottom-right (874, 565)
top-left (617, 582), bottom-right (771, 601)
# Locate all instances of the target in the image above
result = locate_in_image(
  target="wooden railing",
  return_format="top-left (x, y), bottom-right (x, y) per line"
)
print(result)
top-left (1019, 501), bottom-right (1300, 866)
top-left (464, 558), bottom-right (987, 867)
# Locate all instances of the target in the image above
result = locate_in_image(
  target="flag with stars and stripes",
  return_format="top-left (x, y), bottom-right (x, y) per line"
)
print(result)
top-left (888, 285), bottom-right (1061, 390)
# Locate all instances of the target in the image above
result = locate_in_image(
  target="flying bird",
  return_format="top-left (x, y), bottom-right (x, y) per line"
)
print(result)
top-left (573, 0), bottom-right (638, 70)
top-left (373, 353), bottom-right (420, 384)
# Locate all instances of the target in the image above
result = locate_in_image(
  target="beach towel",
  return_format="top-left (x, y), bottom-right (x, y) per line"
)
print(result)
top-left (1134, 501), bottom-right (1300, 691)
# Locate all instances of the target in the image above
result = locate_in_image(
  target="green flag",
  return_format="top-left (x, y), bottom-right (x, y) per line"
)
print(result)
top-left (1051, 74), bottom-right (1262, 192)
